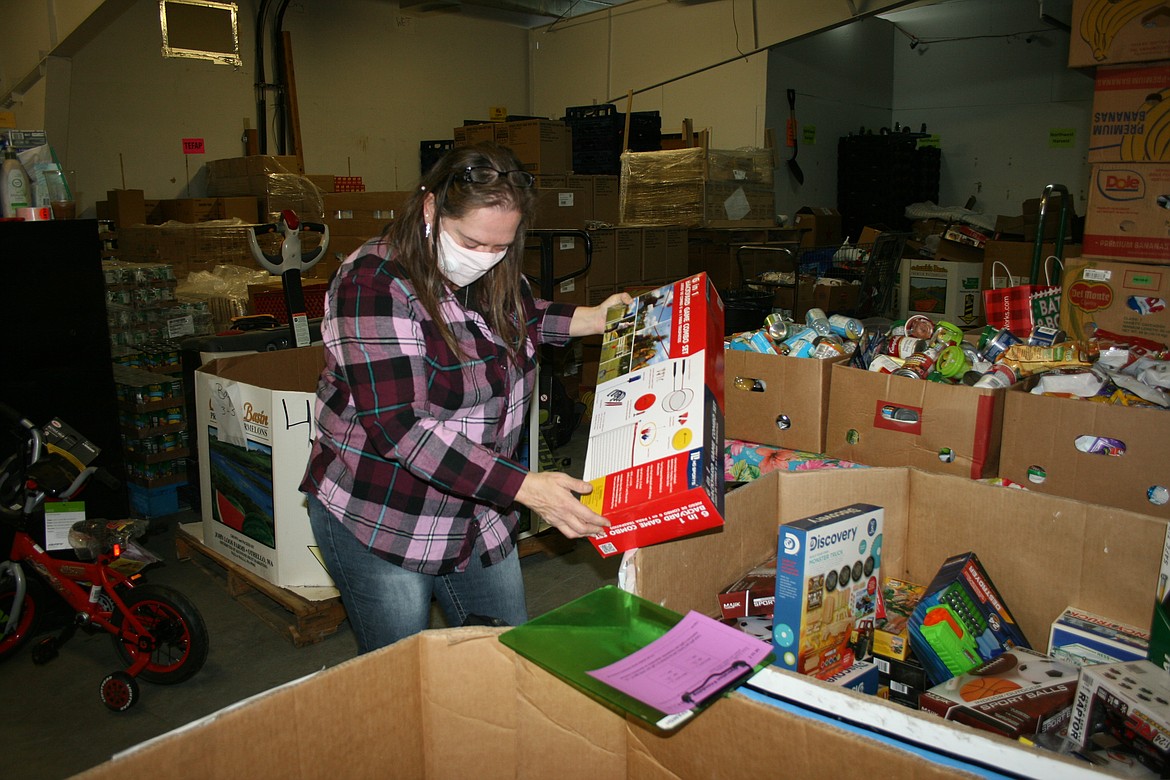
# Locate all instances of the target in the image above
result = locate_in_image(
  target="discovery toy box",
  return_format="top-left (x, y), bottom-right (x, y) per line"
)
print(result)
top-left (918, 647), bottom-right (1079, 740)
top-left (581, 273), bottom-right (725, 557)
top-left (909, 551), bottom-right (1030, 685)
top-left (772, 503), bottom-right (883, 679)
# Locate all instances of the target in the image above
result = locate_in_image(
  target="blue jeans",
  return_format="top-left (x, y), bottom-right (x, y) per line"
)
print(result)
top-left (306, 494), bottom-right (528, 654)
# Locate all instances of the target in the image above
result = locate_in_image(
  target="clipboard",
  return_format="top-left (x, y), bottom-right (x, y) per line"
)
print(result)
top-left (499, 585), bottom-right (774, 731)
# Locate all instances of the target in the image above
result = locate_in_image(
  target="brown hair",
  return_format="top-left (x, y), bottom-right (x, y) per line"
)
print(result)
top-left (384, 142), bottom-right (538, 362)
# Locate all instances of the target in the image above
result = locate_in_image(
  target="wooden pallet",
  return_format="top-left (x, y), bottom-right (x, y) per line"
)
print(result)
top-left (174, 524), bottom-right (347, 648)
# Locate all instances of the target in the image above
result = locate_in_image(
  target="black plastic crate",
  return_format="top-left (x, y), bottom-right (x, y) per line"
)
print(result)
top-left (420, 139), bottom-right (454, 176)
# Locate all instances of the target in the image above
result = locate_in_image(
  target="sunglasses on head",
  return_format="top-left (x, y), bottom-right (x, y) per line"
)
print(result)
top-left (458, 166), bottom-right (535, 188)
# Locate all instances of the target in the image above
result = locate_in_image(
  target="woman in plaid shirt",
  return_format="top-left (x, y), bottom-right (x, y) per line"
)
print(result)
top-left (301, 143), bottom-right (630, 653)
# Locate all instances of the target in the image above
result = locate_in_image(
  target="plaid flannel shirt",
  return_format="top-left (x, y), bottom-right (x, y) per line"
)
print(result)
top-left (300, 240), bottom-right (577, 574)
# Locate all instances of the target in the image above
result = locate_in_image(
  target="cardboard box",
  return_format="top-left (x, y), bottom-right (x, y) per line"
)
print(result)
top-left (452, 122), bottom-right (496, 146)
top-left (106, 189), bottom-right (147, 229)
top-left (641, 227), bottom-right (668, 280)
top-left (1069, 0), bottom-right (1170, 68)
top-left (1068, 659), bottom-right (1170, 775)
top-left (532, 179), bottom-right (591, 230)
top-left (585, 229), bottom-right (617, 287)
top-left (322, 191), bottom-right (410, 238)
top-left (772, 503), bottom-right (882, 679)
top-left (918, 647), bottom-right (1079, 740)
top-left (79, 625), bottom-right (992, 780)
top-left (812, 279), bottom-right (860, 315)
top-left (524, 234), bottom-right (592, 294)
top-left (157, 197), bottom-right (259, 224)
top-left (1083, 162), bottom-right (1170, 262)
top-left (632, 465), bottom-right (1165, 777)
top-left (824, 363), bottom-right (1005, 479)
top-left (1021, 194), bottom-right (1078, 242)
top-left (613, 227), bottom-right (643, 285)
top-left (1089, 63), bottom-right (1170, 163)
top-left (897, 253), bottom-right (984, 328)
top-left (494, 119), bottom-right (572, 175)
top-left (663, 227), bottom-right (688, 280)
top-left (723, 350), bottom-right (838, 453)
top-left (1060, 257), bottom-right (1170, 349)
top-left (581, 274), bottom-right (725, 557)
top-left (794, 207), bottom-right (842, 248)
top-left (195, 347), bottom-right (334, 589)
top-left (981, 240), bottom-right (1079, 291)
top-left (998, 386), bottom-right (1170, 518)
top-left (592, 175), bottom-right (621, 226)
top-left (1048, 606), bottom-right (1150, 667)
top-left (822, 659), bottom-right (879, 695)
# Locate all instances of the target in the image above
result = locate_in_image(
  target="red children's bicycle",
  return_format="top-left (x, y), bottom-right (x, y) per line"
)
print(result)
top-left (0, 403), bottom-right (208, 711)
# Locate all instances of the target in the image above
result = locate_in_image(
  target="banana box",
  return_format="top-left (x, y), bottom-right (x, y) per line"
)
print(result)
top-left (1070, 0), bottom-right (1170, 69)
top-left (581, 273), bottom-right (726, 557)
top-left (1088, 63), bottom-right (1170, 163)
top-left (772, 503), bottom-right (883, 679)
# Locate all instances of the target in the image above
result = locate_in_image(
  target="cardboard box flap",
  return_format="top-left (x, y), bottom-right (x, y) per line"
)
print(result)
top-left (198, 345), bottom-right (325, 393)
top-left (79, 622), bottom-right (980, 779)
top-left (633, 467), bottom-right (1162, 645)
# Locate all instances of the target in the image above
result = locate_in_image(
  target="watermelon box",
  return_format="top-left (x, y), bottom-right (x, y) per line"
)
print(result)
top-left (195, 346), bottom-right (335, 591)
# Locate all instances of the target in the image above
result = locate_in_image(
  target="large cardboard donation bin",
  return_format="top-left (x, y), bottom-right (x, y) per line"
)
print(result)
top-left (79, 466), bottom-right (1163, 779)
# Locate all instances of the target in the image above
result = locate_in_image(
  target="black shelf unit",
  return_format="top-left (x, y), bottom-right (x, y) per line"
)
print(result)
top-left (837, 132), bottom-right (940, 242)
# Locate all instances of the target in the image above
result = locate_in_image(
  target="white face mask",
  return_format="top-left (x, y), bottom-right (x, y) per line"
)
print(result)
top-left (437, 229), bottom-right (508, 287)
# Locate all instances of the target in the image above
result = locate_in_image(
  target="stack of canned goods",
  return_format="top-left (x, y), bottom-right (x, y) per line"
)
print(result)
top-left (728, 308), bottom-right (867, 360)
top-left (856, 314), bottom-right (1083, 389)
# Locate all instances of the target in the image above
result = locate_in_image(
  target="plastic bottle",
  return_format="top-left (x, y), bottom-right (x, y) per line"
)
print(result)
top-left (1, 141), bottom-right (31, 218)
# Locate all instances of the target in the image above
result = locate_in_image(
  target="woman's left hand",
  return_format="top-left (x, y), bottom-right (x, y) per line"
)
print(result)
top-left (569, 291), bottom-right (635, 338)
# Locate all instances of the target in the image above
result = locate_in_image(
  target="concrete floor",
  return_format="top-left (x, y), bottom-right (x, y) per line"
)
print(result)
top-left (5, 431), bottom-right (616, 780)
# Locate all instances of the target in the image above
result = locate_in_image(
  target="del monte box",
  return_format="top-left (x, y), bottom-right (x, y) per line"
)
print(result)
top-left (581, 273), bottom-right (725, 556)
top-left (195, 346), bottom-right (334, 590)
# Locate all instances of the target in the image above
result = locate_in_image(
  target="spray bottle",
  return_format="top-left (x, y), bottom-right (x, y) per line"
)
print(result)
top-left (2, 140), bottom-right (31, 218)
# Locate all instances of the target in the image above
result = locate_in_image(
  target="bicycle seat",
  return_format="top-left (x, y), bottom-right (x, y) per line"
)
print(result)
top-left (68, 518), bottom-right (147, 559)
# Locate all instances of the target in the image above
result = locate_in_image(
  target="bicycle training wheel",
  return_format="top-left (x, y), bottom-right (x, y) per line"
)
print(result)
top-left (0, 572), bottom-right (43, 662)
top-left (112, 584), bottom-right (209, 684)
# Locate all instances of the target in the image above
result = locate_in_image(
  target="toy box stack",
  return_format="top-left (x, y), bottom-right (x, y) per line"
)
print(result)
top-left (873, 577), bottom-right (930, 708)
top-left (581, 273), bottom-right (725, 557)
top-left (909, 551), bottom-right (1030, 685)
top-left (771, 503), bottom-right (883, 679)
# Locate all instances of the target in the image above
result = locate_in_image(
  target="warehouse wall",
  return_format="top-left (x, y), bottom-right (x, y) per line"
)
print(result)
top-left (3, 0), bottom-right (900, 214)
top-left (766, 0), bottom-right (1092, 226)
top-left (887, 0), bottom-right (1093, 219)
top-left (528, 0), bottom-right (913, 149)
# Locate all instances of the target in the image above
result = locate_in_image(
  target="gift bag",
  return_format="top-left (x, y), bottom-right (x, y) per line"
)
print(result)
top-left (982, 259), bottom-right (1062, 337)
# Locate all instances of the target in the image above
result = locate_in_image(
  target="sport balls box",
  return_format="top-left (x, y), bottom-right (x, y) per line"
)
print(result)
top-left (1048, 606), bottom-right (1150, 668)
top-left (581, 273), bottom-right (725, 557)
top-left (772, 503), bottom-right (883, 679)
top-left (918, 647), bottom-right (1079, 740)
top-left (909, 551), bottom-right (1030, 685)
top-left (1068, 660), bottom-right (1170, 777)
top-left (718, 555), bottom-right (776, 620)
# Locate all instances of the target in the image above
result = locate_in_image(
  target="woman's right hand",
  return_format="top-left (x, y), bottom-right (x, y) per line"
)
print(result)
top-left (515, 471), bottom-right (610, 539)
